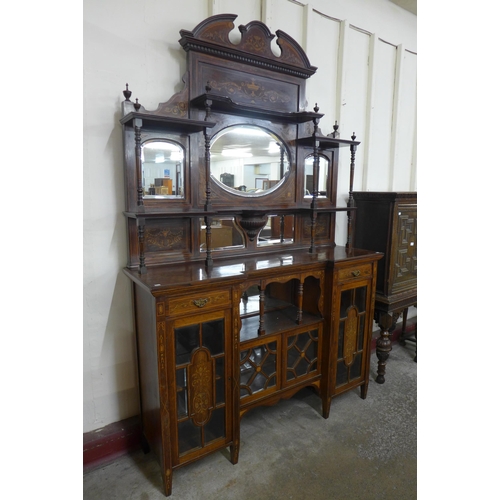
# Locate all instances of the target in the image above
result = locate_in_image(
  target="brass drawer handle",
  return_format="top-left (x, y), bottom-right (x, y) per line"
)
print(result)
top-left (351, 270), bottom-right (361, 277)
top-left (192, 298), bottom-right (209, 308)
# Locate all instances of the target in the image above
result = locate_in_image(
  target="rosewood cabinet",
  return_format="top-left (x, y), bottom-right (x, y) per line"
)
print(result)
top-left (120, 14), bottom-right (382, 496)
top-left (352, 191), bottom-right (417, 383)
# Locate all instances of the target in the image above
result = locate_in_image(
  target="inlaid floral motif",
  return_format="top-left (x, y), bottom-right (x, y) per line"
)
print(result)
top-left (188, 349), bottom-right (214, 426)
top-left (343, 307), bottom-right (358, 366)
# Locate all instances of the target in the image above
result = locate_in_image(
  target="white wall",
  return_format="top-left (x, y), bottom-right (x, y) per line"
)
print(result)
top-left (83, 0), bottom-right (416, 433)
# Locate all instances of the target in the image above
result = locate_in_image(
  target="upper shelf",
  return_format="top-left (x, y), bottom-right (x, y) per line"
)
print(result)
top-left (120, 111), bottom-right (216, 133)
top-left (295, 135), bottom-right (360, 149)
top-left (190, 93), bottom-right (323, 124)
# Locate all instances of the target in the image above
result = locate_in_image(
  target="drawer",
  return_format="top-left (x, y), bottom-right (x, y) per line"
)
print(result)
top-left (168, 289), bottom-right (231, 316)
top-left (337, 263), bottom-right (372, 282)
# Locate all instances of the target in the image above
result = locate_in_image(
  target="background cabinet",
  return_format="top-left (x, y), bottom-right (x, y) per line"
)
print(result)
top-left (352, 192), bottom-right (417, 383)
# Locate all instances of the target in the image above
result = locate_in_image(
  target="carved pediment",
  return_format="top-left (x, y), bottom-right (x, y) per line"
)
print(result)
top-left (179, 14), bottom-right (317, 79)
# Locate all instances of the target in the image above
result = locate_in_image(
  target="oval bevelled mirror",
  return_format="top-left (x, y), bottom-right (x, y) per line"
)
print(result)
top-left (210, 125), bottom-right (290, 196)
top-left (141, 140), bottom-right (185, 199)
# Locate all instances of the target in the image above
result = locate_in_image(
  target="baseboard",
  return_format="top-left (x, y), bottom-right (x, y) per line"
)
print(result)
top-left (84, 317), bottom-right (416, 472)
top-left (83, 415), bottom-right (141, 472)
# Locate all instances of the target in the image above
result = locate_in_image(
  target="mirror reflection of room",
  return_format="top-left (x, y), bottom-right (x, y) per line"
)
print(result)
top-left (304, 154), bottom-right (329, 198)
top-left (199, 218), bottom-right (244, 251)
top-left (257, 215), bottom-right (294, 246)
top-left (141, 140), bottom-right (184, 199)
top-left (210, 125), bottom-right (289, 195)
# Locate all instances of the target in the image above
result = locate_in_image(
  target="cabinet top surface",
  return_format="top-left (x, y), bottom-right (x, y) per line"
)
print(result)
top-left (352, 191), bottom-right (417, 200)
top-left (124, 246), bottom-right (382, 293)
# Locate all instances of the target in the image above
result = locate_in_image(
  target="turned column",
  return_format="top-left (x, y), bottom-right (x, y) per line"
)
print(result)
top-left (203, 83), bottom-right (213, 269)
top-left (345, 133), bottom-right (357, 251)
top-left (374, 310), bottom-right (400, 384)
top-left (309, 104), bottom-right (320, 253)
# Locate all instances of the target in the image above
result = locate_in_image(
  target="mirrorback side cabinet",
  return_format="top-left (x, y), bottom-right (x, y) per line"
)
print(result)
top-left (121, 14), bottom-right (382, 496)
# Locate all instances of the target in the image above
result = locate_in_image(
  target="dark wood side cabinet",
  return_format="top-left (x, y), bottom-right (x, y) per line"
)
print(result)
top-left (120, 15), bottom-right (382, 496)
top-left (352, 192), bottom-right (417, 383)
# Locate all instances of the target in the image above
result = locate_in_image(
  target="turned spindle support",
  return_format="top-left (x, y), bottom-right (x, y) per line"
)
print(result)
top-left (258, 285), bottom-right (266, 335)
top-left (203, 82), bottom-right (213, 269)
top-left (345, 133), bottom-right (357, 251)
top-left (137, 216), bottom-right (147, 275)
top-left (296, 280), bottom-right (304, 325)
top-left (309, 103), bottom-right (321, 253)
top-left (133, 117), bottom-right (144, 209)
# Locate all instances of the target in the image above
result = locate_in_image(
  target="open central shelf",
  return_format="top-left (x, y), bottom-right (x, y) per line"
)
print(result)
top-left (240, 308), bottom-right (323, 343)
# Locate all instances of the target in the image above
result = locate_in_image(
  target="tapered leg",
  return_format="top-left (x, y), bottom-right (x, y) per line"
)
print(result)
top-left (163, 468), bottom-right (172, 497)
top-left (360, 382), bottom-right (369, 399)
top-left (321, 395), bottom-right (332, 419)
top-left (230, 440), bottom-right (240, 464)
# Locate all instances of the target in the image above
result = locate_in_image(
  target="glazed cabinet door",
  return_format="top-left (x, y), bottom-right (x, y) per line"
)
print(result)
top-left (327, 260), bottom-right (378, 408)
top-left (168, 308), bottom-right (235, 466)
top-left (333, 279), bottom-right (371, 394)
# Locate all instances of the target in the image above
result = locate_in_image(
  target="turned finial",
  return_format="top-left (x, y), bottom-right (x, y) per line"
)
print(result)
top-left (333, 121), bottom-right (339, 138)
top-left (314, 103), bottom-right (319, 113)
top-left (351, 132), bottom-right (356, 141)
top-left (134, 98), bottom-right (141, 111)
top-left (123, 83), bottom-right (132, 101)
top-left (205, 81), bottom-right (212, 93)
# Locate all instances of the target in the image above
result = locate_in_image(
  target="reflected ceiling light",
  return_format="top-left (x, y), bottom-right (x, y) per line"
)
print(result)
top-left (268, 141), bottom-right (280, 153)
top-left (144, 142), bottom-right (180, 151)
top-left (221, 149), bottom-right (253, 157)
top-left (170, 151), bottom-right (183, 161)
top-left (231, 127), bottom-right (269, 137)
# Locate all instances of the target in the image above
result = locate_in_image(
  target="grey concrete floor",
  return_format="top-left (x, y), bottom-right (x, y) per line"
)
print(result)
top-left (83, 343), bottom-right (417, 500)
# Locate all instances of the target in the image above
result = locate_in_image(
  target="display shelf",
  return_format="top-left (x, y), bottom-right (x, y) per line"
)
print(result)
top-left (120, 111), bottom-right (216, 132)
top-left (191, 93), bottom-right (323, 123)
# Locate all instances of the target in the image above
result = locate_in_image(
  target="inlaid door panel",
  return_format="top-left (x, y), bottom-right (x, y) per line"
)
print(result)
top-left (170, 309), bottom-right (232, 464)
top-left (331, 274), bottom-right (373, 396)
top-left (335, 284), bottom-right (367, 388)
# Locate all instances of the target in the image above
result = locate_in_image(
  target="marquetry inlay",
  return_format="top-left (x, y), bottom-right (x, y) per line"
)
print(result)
top-left (208, 78), bottom-right (292, 106)
top-left (303, 215), bottom-right (328, 238)
top-left (157, 321), bottom-right (166, 371)
top-left (145, 227), bottom-right (184, 251)
top-left (188, 348), bottom-right (215, 426)
top-left (343, 307), bottom-right (358, 366)
top-left (157, 302), bottom-right (165, 317)
top-left (169, 291), bottom-right (229, 314)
